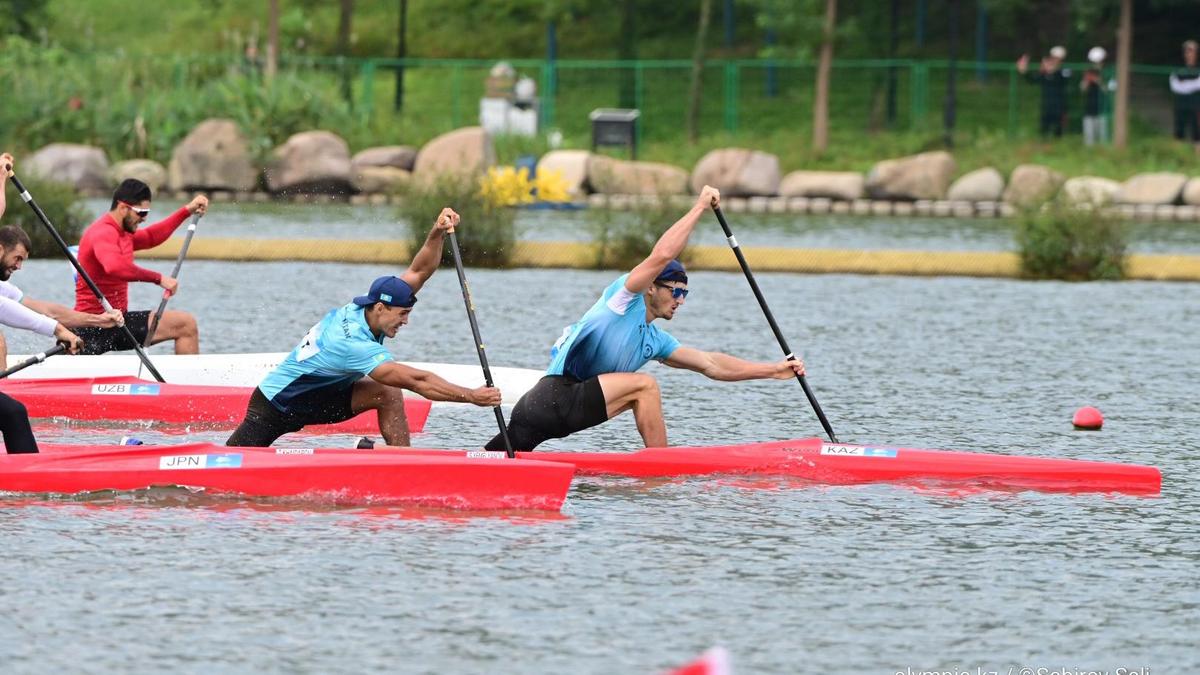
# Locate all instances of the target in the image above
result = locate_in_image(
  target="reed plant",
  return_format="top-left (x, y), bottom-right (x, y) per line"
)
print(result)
top-left (397, 174), bottom-right (516, 268)
top-left (2, 177), bottom-right (88, 258)
top-left (586, 194), bottom-right (694, 270)
top-left (1015, 201), bottom-right (1127, 281)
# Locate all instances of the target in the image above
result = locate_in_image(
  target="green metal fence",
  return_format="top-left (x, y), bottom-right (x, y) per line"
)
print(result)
top-left (295, 55), bottom-right (1182, 141)
top-left (2, 46), bottom-right (1187, 162)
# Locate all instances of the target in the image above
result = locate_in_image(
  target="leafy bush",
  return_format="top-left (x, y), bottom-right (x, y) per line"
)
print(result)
top-left (1015, 201), bottom-right (1127, 281)
top-left (3, 176), bottom-right (89, 258)
top-left (397, 174), bottom-right (516, 268)
top-left (586, 195), bottom-right (693, 270)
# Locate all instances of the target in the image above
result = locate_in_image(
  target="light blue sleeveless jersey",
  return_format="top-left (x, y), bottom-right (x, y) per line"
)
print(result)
top-left (259, 303), bottom-right (392, 412)
top-left (547, 274), bottom-right (680, 381)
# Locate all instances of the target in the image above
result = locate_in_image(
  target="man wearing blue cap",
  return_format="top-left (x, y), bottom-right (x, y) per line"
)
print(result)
top-left (227, 208), bottom-right (501, 447)
top-left (485, 186), bottom-right (805, 452)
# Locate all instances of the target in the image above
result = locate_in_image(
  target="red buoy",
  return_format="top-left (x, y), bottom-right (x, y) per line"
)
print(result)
top-left (1073, 406), bottom-right (1104, 430)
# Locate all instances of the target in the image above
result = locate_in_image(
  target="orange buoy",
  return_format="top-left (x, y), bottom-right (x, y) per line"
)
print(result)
top-left (1073, 406), bottom-right (1104, 430)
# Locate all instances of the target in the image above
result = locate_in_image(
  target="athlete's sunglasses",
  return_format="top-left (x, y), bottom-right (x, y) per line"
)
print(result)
top-left (120, 202), bottom-right (150, 218)
top-left (654, 282), bottom-right (689, 299)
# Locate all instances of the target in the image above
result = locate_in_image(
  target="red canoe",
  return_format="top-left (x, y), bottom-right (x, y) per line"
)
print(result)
top-left (0, 376), bottom-right (431, 435)
top-left (329, 438), bottom-right (1161, 494)
top-left (5, 443), bottom-right (573, 511)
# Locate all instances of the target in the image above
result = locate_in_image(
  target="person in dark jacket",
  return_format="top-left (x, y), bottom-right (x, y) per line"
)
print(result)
top-left (1169, 40), bottom-right (1200, 143)
top-left (1018, 46), bottom-right (1072, 138)
top-left (1081, 46), bottom-right (1109, 146)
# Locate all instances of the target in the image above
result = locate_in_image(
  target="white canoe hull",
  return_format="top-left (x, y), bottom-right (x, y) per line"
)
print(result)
top-left (6, 352), bottom-right (542, 404)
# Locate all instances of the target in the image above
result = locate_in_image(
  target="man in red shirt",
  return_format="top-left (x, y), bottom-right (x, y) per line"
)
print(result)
top-left (73, 178), bottom-right (208, 354)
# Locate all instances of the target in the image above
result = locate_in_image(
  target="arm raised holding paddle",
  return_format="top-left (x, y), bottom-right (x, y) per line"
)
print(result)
top-left (485, 185), bottom-right (817, 453)
top-left (226, 206), bottom-right (500, 449)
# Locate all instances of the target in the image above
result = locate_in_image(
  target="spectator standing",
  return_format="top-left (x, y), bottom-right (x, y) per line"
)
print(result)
top-left (1169, 40), bottom-right (1200, 143)
top-left (1018, 46), bottom-right (1072, 138)
top-left (1081, 47), bottom-right (1109, 146)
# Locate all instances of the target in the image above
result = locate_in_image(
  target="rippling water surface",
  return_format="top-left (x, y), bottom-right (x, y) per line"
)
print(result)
top-left (2, 226), bottom-right (1198, 673)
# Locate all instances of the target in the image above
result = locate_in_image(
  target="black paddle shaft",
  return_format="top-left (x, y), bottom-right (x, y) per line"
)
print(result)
top-left (447, 229), bottom-right (515, 458)
top-left (5, 169), bottom-right (166, 382)
top-left (144, 211), bottom-right (202, 347)
top-left (0, 343), bottom-right (66, 380)
top-left (711, 205), bottom-right (838, 443)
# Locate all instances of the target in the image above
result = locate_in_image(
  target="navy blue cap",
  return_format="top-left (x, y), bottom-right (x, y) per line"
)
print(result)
top-left (656, 259), bottom-right (688, 285)
top-left (353, 276), bottom-right (418, 308)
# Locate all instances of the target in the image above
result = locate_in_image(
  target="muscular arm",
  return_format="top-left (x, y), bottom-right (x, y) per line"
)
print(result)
top-left (21, 298), bottom-right (112, 329)
top-left (367, 360), bottom-right (485, 403)
top-left (399, 208), bottom-right (459, 293)
top-left (625, 190), bottom-right (716, 293)
top-left (399, 225), bottom-right (447, 293)
top-left (130, 207), bottom-right (190, 250)
top-left (663, 345), bottom-right (801, 382)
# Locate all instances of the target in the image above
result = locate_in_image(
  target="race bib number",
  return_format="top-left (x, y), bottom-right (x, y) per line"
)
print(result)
top-left (295, 324), bottom-right (321, 362)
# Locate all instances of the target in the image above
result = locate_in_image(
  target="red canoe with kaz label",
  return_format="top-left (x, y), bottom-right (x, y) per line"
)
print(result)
top-left (335, 438), bottom-right (1161, 494)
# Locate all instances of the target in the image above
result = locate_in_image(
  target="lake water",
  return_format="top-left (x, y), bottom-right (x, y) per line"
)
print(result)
top-left (2, 212), bottom-right (1198, 673)
top-left (82, 197), bottom-right (1200, 253)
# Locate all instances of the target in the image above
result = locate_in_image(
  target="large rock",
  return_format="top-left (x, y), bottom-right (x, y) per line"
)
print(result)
top-left (24, 143), bottom-right (110, 191)
top-left (109, 160), bottom-right (167, 194)
top-left (264, 130), bottom-right (353, 194)
top-left (1183, 178), bottom-right (1200, 206)
top-left (352, 146), bottom-right (418, 172)
top-left (536, 150), bottom-right (591, 197)
top-left (586, 155), bottom-right (689, 195)
top-left (1060, 176), bottom-right (1121, 207)
top-left (412, 127), bottom-right (495, 181)
top-left (690, 148), bottom-right (781, 197)
top-left (778, 171), bottom-right (864, 201)
top-left (946, 167), bottom-right (1004, 202)
top-left (1003, 164), bottom-right (1064, 206)
top-left (1116, 172), bottom-right (1188, 205)
top-left (167, 118), bottom-right (258, 192)
top-left (865, 151), bottom-right (956, 200)
top-left (352, 167), bottom-right (410, 194)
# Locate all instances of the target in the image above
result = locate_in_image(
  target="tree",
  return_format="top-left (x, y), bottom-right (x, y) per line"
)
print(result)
top-left (686, 0), bottom-right (714, 144)
top-left (943, 0), bottom-right (960, 147)
top-left (618, 0), bottom-right (637, 109)
top-left (1112, 0), bottom-right (1131, 148)
top-left (812, 0), bottom-right (836, 154)
top-left (394, 0), bottom-right (408, 111)
top-left (266, 0), bottom-right (279, 79)
top-left (0, 0), bottom-right (48, 39)
top-left (337, 0), bottom-right (355, 106)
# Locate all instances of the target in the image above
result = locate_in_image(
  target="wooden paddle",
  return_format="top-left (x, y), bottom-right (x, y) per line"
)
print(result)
top-left (711, 204), bottom-right (839, 443)
top-left (0, 343), bottom-right (67, 380)
top-left (445, 223), bottom-right (515, 458)
top-left (4, 165), bottom-right (166, 382)
top-left (144, 211), bottom-right (203, 347)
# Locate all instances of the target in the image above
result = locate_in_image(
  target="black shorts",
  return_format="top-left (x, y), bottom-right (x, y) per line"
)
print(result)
top-left (73, 310), bottom-right (151, 355)
top-left (485, 375), bottom-right (607, 452)
top-left (226, 385), bottom-right (357, 447)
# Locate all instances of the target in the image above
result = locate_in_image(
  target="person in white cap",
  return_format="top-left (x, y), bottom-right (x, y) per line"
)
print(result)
top-left (1017, 46), bottom-right (1072, 137)
top-left (1081, 46), bottom-right (1110, 146)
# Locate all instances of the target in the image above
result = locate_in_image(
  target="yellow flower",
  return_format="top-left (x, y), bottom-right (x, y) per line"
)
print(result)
top-left (533, 169), bottom-right (571, 203)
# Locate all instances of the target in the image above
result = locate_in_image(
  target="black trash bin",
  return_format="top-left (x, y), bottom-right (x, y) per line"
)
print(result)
top-left (589, 108), bottom-right (640, 159)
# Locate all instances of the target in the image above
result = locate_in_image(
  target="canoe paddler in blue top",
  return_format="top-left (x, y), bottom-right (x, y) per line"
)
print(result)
top-left (227, 207), bottom-right (501, 448)
top-left (485, 186), bottom-right (806, 452)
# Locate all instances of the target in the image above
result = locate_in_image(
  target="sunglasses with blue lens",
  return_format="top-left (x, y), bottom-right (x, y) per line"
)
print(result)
top-left (654, 282), bottom-right (689, 299)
